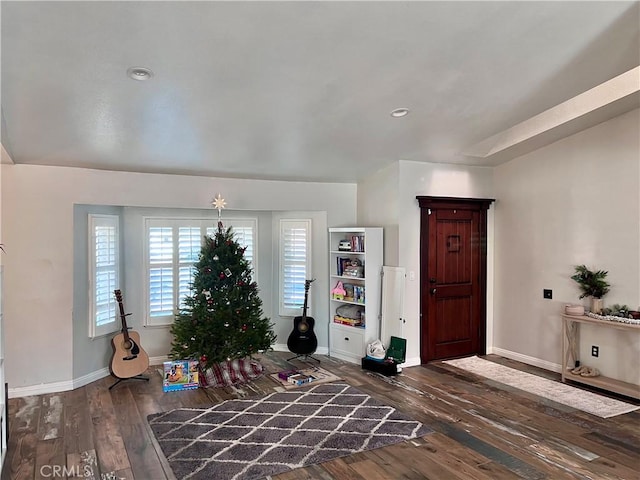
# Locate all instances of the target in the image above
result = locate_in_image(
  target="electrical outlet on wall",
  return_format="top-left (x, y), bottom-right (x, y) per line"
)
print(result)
top-left (591, 345), bottom-right (599, 357)
top-left (543, 289), bottom-right (552, 299)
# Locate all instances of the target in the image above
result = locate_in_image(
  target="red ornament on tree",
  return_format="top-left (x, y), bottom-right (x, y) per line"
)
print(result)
top-left (241, 324), bottom-right (248, 332)
top-left (200, 354), bottom-right (207, 363)
top-left (219, 272), bottom-right (225, 279)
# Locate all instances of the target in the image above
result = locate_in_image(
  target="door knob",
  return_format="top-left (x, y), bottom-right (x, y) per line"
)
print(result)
top-left (430, 288), bottom-right (437, 295)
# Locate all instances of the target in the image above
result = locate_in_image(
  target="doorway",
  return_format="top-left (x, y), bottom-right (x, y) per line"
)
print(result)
top-left (417, 197), bottom-right (493, 363)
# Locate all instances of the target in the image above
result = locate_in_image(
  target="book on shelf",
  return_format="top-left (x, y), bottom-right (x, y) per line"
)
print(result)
top-left (336, 257), bottom-right (351, 276)
top-left (350, 235), bottom-right (365, 252)
top-left (342, 283), bottom-right (365, 303)
top-left (354, 285), bottom-right (365, 303)
top-left (334, 315), bottom-right (364, 327)
top-left (337, 235), bottom-right (365, 252)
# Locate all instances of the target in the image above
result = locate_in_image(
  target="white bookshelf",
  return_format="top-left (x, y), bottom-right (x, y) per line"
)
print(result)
top-left (328, 227), bottom-right (383, 364)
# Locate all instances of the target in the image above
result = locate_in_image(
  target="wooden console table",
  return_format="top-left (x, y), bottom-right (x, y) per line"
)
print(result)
top-left (561, 314), bottom-right (640, 399)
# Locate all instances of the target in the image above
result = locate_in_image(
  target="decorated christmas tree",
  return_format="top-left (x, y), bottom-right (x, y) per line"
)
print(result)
top-left (170, 195), bottom-right (275, 368)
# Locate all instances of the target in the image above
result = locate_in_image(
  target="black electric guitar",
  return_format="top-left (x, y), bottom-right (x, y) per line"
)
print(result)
top-left (287, 279), bottom-right (318, 355)
top-left (109, 289), bottom-right (149, 379)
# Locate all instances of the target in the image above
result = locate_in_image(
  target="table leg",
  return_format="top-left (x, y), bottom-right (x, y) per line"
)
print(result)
top-left (563, 319), bottom-right (578, 380)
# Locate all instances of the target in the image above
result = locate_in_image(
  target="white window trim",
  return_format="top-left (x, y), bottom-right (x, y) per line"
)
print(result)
top-left (279, 218), bottom-right (312, 317)
top-left (88, 214), bottom-right (120, 339)
top-left (144, 217), bottom-right (258, 327)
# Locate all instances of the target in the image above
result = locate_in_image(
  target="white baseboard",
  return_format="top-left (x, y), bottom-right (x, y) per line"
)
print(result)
top-left (490, 347), bottom-right (562, 373)
top-left (8, 366), bottom-right (112, 398)
top-left (401, 356), bottom-right (422, 368)
top-left (9, 379), bottom-right (75, 399)
top-left (73, 367), bottom-right (111, 390)
top-left (9, 357), bottom-right (171, 398)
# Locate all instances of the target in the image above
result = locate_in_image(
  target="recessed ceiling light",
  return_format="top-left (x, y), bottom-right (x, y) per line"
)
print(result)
top-left (390, 108), bottom-right (409, 118)
top-left (127, 67), bottom-right (154, 81)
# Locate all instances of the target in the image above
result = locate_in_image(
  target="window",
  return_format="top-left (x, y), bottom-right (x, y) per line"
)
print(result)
top-left (145, 218), bottom-right (257, 326)
top-left (88, 214), bottom-right (120, 338)
top-left (279, 219), bottom-right (311, 317)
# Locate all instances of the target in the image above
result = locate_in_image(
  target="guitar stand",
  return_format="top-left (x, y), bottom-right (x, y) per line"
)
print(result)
top-left (287, 353), bottom-right (321, 364)
top-left (109, 374), bottom-right (149, 390)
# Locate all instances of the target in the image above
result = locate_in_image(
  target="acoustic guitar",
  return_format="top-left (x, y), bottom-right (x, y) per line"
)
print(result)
top-left (287, 279), bottom-right (318, 355)
top-left (110, 289), bottom-right (149, 379)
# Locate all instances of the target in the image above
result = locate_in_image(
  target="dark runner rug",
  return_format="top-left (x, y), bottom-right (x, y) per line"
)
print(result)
top-left (148, 382), bottom-right (432, 480)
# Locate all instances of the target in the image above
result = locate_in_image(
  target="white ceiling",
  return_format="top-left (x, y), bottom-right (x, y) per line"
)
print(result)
top-left (2, 1), bottom-right (639, 183)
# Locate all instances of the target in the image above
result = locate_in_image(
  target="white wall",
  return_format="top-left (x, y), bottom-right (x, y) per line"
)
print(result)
top-left (1, 165), bottom-right (356, 392)
top-left (358, 160), bottom-right (495, 366)
top-left (493, 109), bottom-right (640, 383)
top-left (357, 162), bottom-right (400, 265)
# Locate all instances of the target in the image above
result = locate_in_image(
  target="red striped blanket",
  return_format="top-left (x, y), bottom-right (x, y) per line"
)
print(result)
top-left (199, 358), bottom-right (264, 388)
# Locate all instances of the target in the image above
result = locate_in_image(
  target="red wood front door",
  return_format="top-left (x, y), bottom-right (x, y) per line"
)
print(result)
top-left (417, 197), bottom-right (493, 362)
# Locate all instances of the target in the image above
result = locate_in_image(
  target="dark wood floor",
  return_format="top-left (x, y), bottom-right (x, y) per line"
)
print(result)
top-left (2, 353), bottom-right (639, 480)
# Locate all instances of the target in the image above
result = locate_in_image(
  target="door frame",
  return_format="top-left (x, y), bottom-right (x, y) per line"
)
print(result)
top-left (416, 196), bottom-right (494, 363)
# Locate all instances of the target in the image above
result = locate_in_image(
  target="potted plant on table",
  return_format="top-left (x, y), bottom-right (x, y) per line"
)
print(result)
top-left (571, 265), bottom-right (610, 314)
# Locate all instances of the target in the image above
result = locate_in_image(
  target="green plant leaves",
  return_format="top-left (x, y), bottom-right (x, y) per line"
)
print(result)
top-left (571, 264), bottom-right (610, 299)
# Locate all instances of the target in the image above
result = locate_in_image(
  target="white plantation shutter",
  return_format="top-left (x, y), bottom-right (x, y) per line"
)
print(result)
top-left (178, 227), bottom-right (200, 308)
top-left (149, 227), bottom-right (174, 317)
top-left (280, 219), bottom-right (311, 316)
top-left (89, 214), bottom-right (120, 338)
top-left (146, 218), bottom-right (257, 326)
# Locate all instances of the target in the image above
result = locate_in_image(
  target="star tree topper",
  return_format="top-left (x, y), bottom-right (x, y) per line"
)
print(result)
top-left (211, 193), bottom-right (226, 221)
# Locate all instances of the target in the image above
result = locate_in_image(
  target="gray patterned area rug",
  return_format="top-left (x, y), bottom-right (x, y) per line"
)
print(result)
top-left (148, 382), bottom-right (432, 480)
